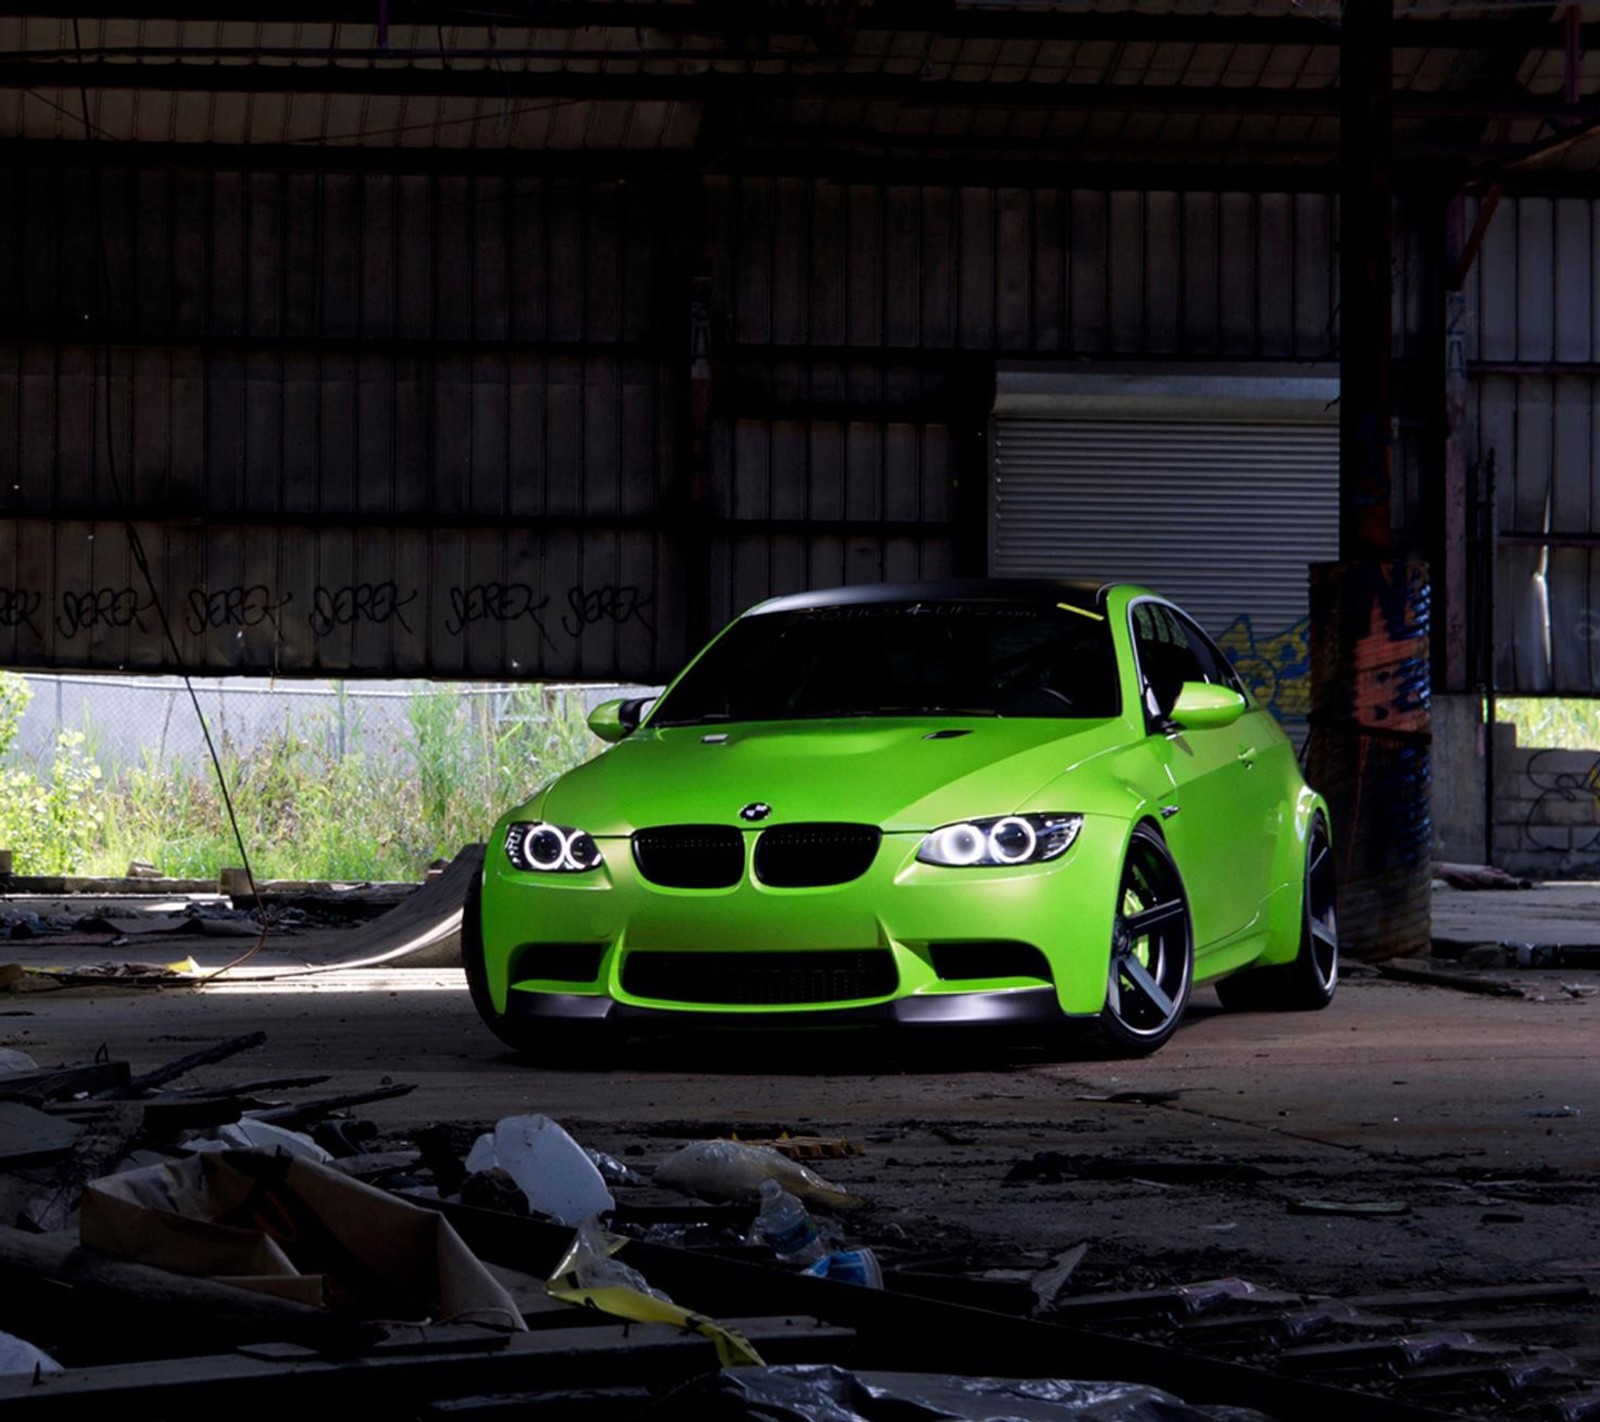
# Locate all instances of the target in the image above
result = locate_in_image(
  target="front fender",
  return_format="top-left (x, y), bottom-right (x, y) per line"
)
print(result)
top-left (1254, 785), bottom-right (1329, 967)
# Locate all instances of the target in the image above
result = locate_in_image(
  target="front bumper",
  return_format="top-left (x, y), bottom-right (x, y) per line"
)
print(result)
top-left (479, 815), bottom-right (1127, 1021)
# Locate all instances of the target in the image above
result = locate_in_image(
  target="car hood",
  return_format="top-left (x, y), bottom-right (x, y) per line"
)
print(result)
top-left (530, 717), bottom-right (1127, 835)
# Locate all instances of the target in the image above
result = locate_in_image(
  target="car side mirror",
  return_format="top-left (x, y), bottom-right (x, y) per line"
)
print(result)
top-left (1170, 682), bottom-right (1247, 731)
top-left (587, 697), bottom-right (652, 743)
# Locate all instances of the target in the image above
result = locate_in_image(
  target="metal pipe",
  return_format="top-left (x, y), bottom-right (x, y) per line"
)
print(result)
top-left (1483, 449), bottom-right (1498, 868)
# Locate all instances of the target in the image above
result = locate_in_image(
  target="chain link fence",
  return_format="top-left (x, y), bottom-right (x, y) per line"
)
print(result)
top-left (1, 674), bottom-right (657, 880)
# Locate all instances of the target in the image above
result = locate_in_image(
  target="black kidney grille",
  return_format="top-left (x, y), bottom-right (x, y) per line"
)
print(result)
top-left (753, 823), bottom-right (882, 888)
top-left (621, 950), bottom-right (897, 1006)
top-left (632, 825), bottom-right (745, 889)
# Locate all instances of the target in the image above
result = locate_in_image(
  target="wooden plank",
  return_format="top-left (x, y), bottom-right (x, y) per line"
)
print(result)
top-left (19, 1101), bottom-right (142, 1233)
top-left (0, 1223), bottom-right (382, 1366)
top-left (105, 1031), bottom-right (267, 1098)
top-left (430, 1201), bottom-right (1464, 1422)
top-left (0, 1060), bottom-right (130, 1105)
top-left (0, 1101), bottom-right (81, 1166)
top-left (0, 1320), bottom-right (851, 1418)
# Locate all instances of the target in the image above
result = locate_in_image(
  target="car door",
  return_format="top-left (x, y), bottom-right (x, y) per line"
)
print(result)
top-left (1130, 601), bottom-right (1273, 951)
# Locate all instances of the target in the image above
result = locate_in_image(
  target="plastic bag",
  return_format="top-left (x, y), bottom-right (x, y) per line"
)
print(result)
top-left (649, 1365), bottom-right (1280, 1421)
top-left (655, 1141), bottom-right (862, 1212)
top-left (465, 1115), bottom-right (615, 1226)
top-left (546, 1221), bottom-right (764, 1368)
top-left (184, 1119), bottom-right (333, 1164)
top-left (0, 1331), bottom-right (59, 1378)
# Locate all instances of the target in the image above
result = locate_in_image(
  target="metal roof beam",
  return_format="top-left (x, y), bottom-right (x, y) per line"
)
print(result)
top-left (0, 3), bottom-right (1596, 51)
top-left (0, 135), bottom-right (1346, 193)
top-left (8, 61), bottom-right (1600, 124)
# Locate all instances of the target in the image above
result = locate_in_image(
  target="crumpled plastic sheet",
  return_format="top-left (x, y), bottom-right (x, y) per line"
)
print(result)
top-left (0, 1331), bottom-right (60, 1378)
top-left (644, 1365), bottom-right (1280, 1422)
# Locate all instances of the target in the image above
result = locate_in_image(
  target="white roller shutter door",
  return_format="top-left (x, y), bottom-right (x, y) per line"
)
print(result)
top-left (990, 416), bottom-right (1339, 642)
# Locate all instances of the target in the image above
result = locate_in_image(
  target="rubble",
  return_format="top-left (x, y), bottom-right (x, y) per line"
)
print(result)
top-left (0, 1032), bottom-right (1593, 1421)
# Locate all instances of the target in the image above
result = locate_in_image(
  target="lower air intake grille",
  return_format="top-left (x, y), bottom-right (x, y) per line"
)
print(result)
top-left (753, 823), bottom-right (882, 887)
top-left (929, 941), bottom-right (1052, 983)
top-left (621, 950), bottom-right (897, 1005)
top-left (632, 825), bottom-right (745, 889)
top-left (508, 942), bottom-right (606, 984)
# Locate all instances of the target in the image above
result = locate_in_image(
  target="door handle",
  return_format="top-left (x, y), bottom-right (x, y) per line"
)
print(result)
top-left (1237, 745), bottom-right (1257, 766)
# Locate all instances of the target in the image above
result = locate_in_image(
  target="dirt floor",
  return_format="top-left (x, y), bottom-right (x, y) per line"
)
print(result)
top-left (5, 947), bottom-right (1598, 1305)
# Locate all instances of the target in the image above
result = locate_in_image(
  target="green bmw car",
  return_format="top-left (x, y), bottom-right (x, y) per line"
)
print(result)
top-left (464, 580), bottom-right (1337, 1058)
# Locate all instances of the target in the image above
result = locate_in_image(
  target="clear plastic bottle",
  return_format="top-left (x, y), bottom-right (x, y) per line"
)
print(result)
top-left (753, 1178), bottom-right (826, 1265)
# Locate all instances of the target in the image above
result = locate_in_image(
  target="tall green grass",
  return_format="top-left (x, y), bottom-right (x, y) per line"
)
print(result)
top-left (0, 674), bottom-right (606, 881)
top-left (1495, 698), bottom-right (1600, 752)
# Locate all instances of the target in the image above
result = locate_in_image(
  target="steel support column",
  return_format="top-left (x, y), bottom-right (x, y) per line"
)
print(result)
top-left (1312, 0), bottom-right (1434, 960)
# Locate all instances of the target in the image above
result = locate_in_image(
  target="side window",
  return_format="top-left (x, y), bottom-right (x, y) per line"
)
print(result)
top-left (1170, 610), bottom-right (1245, 696)
top-left (1131, 602), bottom-right (1209, 723)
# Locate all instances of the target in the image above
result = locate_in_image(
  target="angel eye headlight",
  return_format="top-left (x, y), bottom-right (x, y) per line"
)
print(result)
top-left (504, 821), bottom-right (605, 873)
top-left (916, 813), bottom-right (1082, 868)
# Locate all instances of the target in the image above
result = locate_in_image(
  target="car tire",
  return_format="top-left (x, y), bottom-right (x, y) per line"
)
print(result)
top-left (1081, 823), bottom-right (1194, 1057)
top-left (1214, 814), bottom-right (1338, 1013)
top-left (461, 870), bottom-right (614, 1063)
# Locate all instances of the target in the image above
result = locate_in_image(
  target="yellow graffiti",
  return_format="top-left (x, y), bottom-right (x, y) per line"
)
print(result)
top-left (1216, 615), bottom-right (1311, 723)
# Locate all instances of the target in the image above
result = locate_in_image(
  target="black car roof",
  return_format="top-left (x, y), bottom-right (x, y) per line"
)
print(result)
top-left (748, 578), bottom-right (1112, 616)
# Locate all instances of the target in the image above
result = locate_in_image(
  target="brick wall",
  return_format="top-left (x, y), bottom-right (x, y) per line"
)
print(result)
top-left (1494, 736), bottom-right (1600, 878)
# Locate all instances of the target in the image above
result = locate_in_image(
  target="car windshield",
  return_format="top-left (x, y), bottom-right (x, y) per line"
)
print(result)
top-left (651, 598), bottom-right (1121, 726)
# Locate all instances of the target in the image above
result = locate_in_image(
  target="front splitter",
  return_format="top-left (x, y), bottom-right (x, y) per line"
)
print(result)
top-left (503, 985), bottom-right (1073, 1033)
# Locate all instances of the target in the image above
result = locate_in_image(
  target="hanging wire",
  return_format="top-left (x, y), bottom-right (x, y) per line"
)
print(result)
top-left (70, 18), bottom-right (270, 979)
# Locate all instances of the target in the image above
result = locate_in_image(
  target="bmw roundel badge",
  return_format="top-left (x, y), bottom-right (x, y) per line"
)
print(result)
top-left (740, 802), bottom-right (772, 822)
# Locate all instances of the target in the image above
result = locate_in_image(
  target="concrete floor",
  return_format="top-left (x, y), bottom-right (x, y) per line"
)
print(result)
top-left (5, 931), bottom-right (1597, 1301)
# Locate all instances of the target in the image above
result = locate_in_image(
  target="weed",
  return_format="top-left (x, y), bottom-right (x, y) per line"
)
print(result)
top-left (0, 675), bottom-right (610, 880)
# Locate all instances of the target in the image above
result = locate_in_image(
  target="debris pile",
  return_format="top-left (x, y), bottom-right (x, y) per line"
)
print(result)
top-left (2, 1036), bottom-right (1599, 1419)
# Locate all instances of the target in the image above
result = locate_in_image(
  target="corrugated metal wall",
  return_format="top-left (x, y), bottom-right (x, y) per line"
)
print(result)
top-left (0, 163), bottom-right (680, 678)
top-left (2, 167), bottom-right (1347, 680)
top-left (1470, 194), bottom-right (1600, 695)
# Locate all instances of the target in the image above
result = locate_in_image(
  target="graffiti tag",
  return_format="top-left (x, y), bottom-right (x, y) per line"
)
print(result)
top-left (184, 585), bottom-right (292, 636)
top-left (0, 588), bottom-right (44, 638)
top-left (309, 582), bottom-right (419, 638)
top-left (1216, 615), bottom-right (1311, 724)
top-left (560, 583), bottom-right (655, 639)
top-left (445, 582), bottom-right (555, 644)
top-left (1523, 749), bottom-right (1600, 856)
top-left (57, 587), bottom-right (153, 638)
